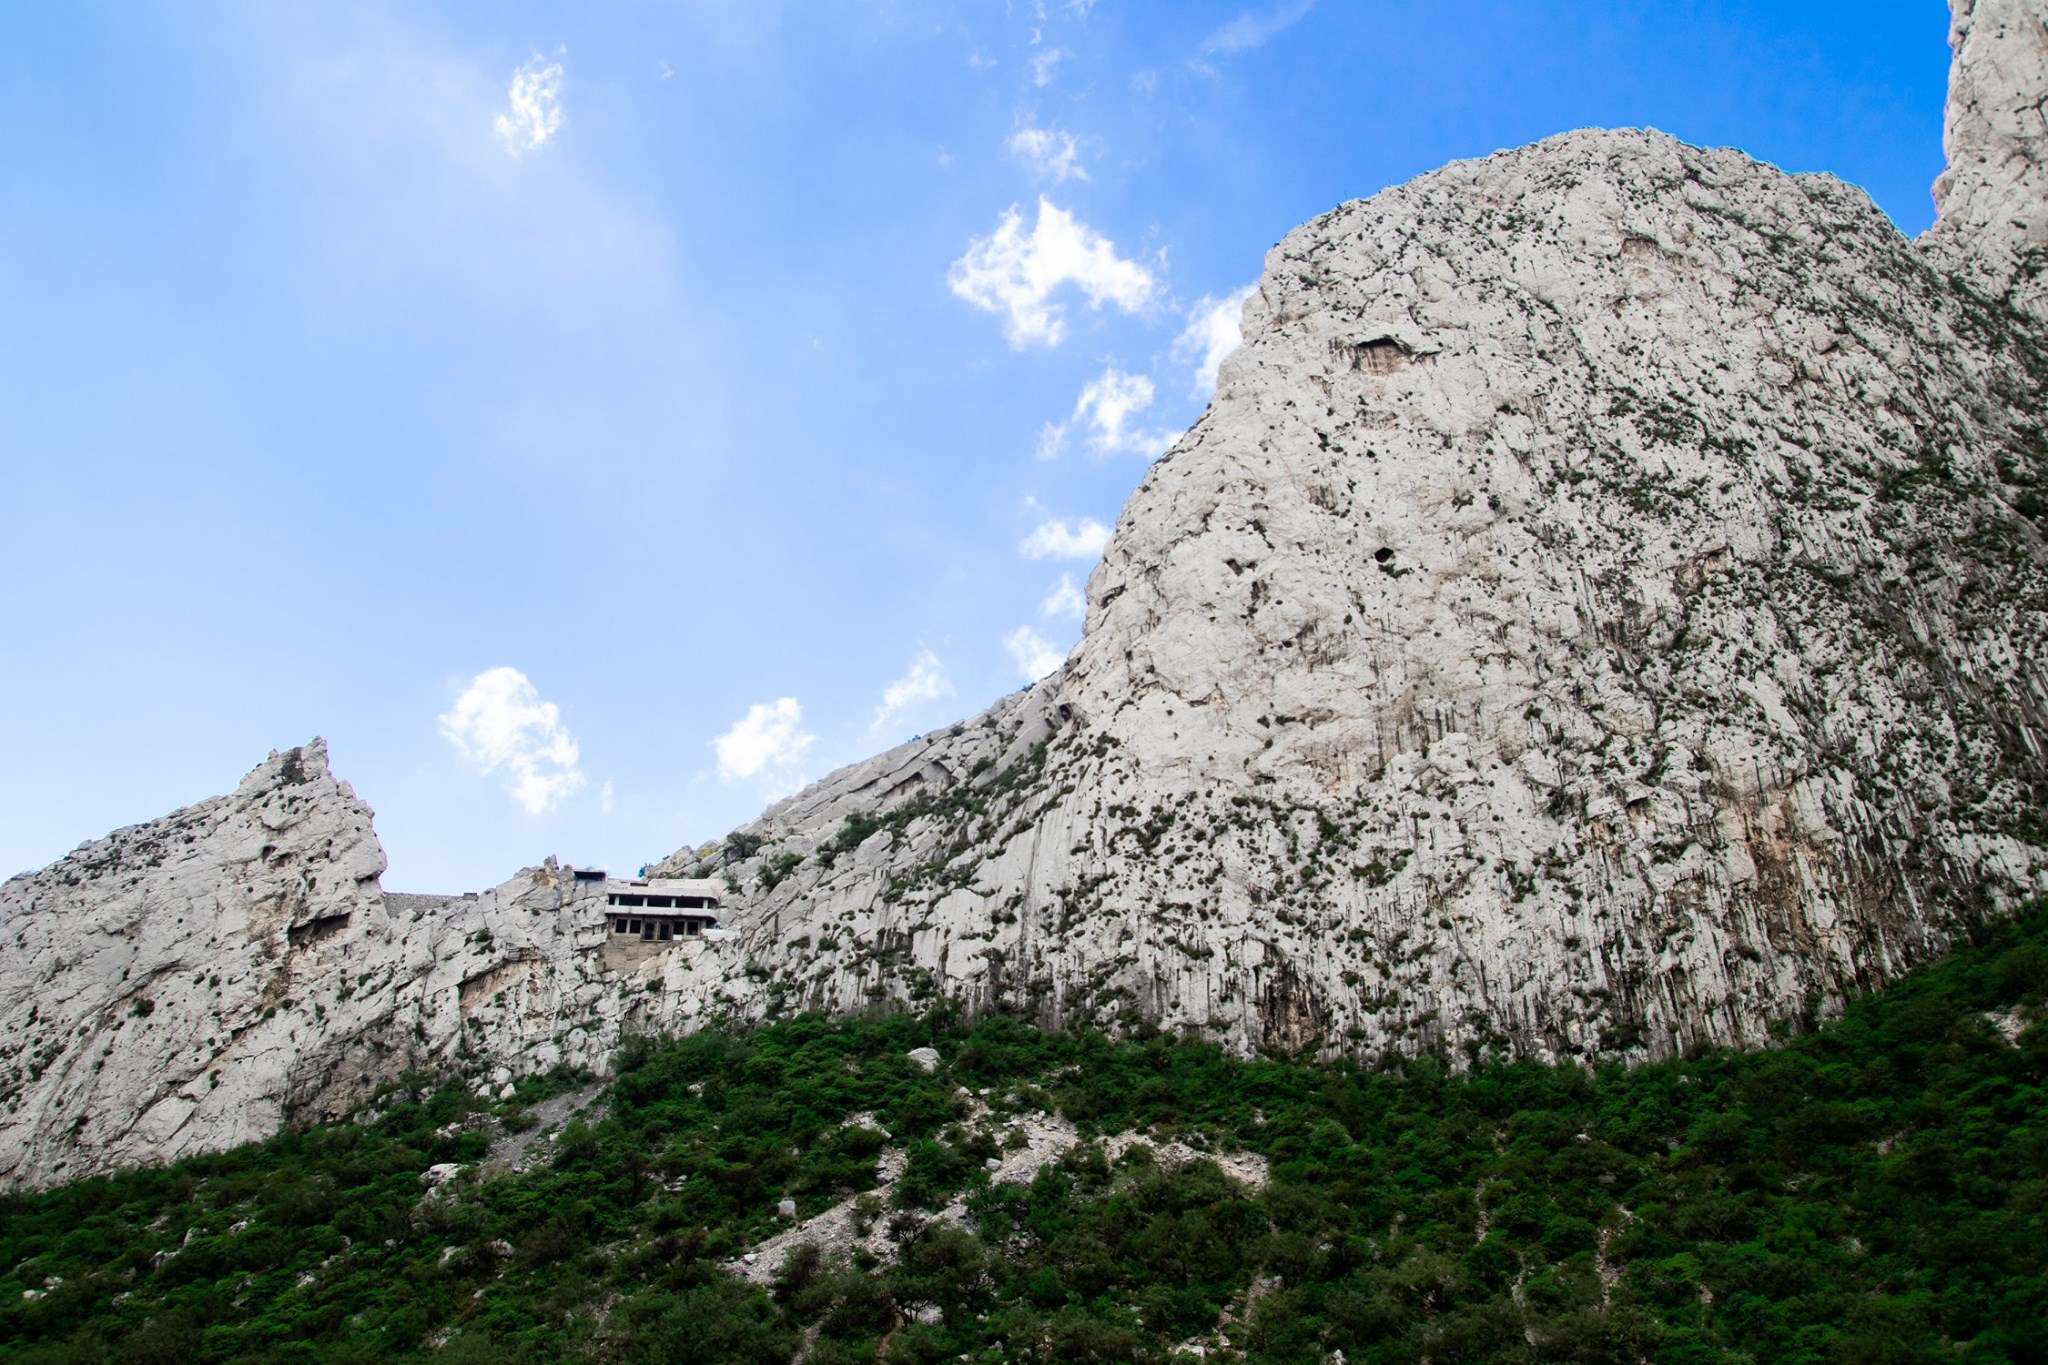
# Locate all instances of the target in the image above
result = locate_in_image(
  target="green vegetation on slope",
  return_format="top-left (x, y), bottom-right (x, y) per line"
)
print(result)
top-left (5, 908), bottom-right (2048, 1363)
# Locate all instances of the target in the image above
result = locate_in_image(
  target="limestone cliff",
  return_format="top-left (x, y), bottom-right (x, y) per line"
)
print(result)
top-left (1925, 0), bottom-right (2048, 320)
top-left (5, 0), bottom-right (2048, 1188)
top-left (654, 3), bottom-right (2048, 1058)
top-left (0, 742), bottom-right (742, 1189)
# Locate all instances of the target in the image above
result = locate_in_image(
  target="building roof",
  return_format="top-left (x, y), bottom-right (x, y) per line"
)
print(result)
top-left (613, 876), bottom-right (724, 898)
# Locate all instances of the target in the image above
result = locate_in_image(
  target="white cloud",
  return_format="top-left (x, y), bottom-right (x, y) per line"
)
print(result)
top-left (494, 54), bottom-right (565, 154)
top-left (948, 199), bottom-right (1158, 347)
top-left (655, 60), bottom-right (674, 81)
top-left (600, 778), bottom-right (616, 813)
top-left (1074, 366), bottom-right (1177, 456)
top-left (1021, 516), bottom-right (1112, 560)
top-left (1037, 366), bottom-right (1178, 458)
top-left (1007, 126), bottom-right (1088, 183)
top-left (1203, 0), bottom-right (1315, 54)
top-left (872, 649), bottom-right (953, 734)
top-left (1174, 285), bottom-right (1257, 397)
top-left (439, 667), bottom-right (585, 815)
top-left (1041, 574), bottom-right (1087, 620)
top-left (243, 27), bottom-right (666, 319)
top-left (1034, 421), bottom-right (1067, 461)
top-left (1005, 626), bottom-right (1067, 682)
top-left (713, 697), bottom-right (816, 782)
top-left (1031, 48), bottom-right (1068, 86)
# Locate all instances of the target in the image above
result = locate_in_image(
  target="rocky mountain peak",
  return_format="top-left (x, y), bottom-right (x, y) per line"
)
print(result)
top-left (669, 119), bottom-right (2048, 1063)
top-left (1927, 0), bottom-right (2048, 319)
top-left (0, 740), bottom-right (389, 1186)
top-left (0, 738), bottom-right (761, 1189)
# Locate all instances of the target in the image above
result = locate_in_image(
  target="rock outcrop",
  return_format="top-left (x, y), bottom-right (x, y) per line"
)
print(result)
top-left (0, 742), bottom-right (743, 1189)
top-left (1925, 0), bottom-right (2048, 320)
top-left (5, 0), bottom-right (2048, 1187)
top-left (0, 743), bottom-right (386, 1186)
top-left (654, 5), bottom-right (2048, 1059)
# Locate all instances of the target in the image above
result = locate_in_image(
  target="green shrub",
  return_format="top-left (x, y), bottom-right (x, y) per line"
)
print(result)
top-left (5, 905), bottom-right (2048, 1362)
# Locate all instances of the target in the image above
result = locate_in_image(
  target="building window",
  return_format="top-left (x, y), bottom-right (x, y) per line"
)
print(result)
top-left (628, 919), bottom-right (642, 935)
top-left (659, 921), bottom-right (673, 941)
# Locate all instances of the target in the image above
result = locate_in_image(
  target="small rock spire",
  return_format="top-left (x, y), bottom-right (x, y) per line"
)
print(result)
top-left (1925, 0), bottom-right (2048, 319)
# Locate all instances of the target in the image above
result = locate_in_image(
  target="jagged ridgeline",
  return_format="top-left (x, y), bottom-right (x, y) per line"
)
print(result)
top-left (3, 0), bottom-right (2047, 1191)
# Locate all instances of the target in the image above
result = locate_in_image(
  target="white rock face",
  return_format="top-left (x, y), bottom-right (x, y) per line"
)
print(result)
top-left (658, 121), bottom-right (2048, 1058)
top-left (1925, 0), bottom-right (2048, 320)
top-left (0, 741), bottom-right (746, 1189)
top-left (0, 742), bottom-right (387, 1187)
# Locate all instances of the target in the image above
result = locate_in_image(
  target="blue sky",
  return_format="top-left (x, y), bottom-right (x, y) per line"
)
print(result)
top-left (1, 1), bottom-right (1952, 892)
